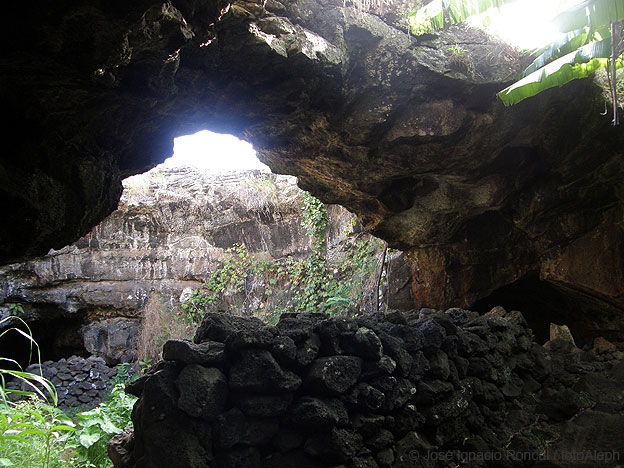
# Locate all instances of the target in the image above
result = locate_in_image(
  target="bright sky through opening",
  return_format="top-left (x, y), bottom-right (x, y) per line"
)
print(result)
top-left (163, 130), bottom-right (270, 173)
top-left (475, 0), bottom-right (587, 50)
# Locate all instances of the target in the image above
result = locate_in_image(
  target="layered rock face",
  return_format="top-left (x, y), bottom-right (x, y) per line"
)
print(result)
top-left (111, 311), bottom-right (624, 468)
top-left (2, 1), bottom-right (623, 338)
top-left (0, 167), bottom-right (406, 363)
top-left (0, 168), bottom-right (313, 362)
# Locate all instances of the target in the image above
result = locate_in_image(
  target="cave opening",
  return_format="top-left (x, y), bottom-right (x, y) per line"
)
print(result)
top-left (164, 129), bottom-right (269, 173)
top-left (471, 274), bottom-right (624, 347)
top-left (0, 312), bottom-right (88, 370)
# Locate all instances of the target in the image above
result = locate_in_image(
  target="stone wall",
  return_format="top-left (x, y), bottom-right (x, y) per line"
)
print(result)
top-left (110, 310), bottom-right (624, 468)
top-left (7, 355), bottom-right (118, 408)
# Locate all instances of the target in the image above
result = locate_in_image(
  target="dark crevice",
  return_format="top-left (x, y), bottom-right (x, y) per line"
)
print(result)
top-left (1, 313), bottom-right (88, 369)
top-left (471, 275), bottom-right (624, 347)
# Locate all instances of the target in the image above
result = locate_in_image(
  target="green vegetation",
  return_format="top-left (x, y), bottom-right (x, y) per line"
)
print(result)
top-left (0, 398), bottom-right (75, 468)
top-left (1, 316), bottom-right (57, 405)
top-left (0, 317), bottom-right (136, 468)
top-left (0, 191), bottom-right (389, 468)
top-left (409, 0), bottom-right (624, 121)
top-left (70, 383), bottom-right (136, 468)
top-left (182, 192), bottom-right (387, 323)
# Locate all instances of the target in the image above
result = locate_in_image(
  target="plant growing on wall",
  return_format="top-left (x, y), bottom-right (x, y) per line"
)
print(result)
top-left (239, 175), bottom-right (279, 217)
top-left (181, 192), bottom-right (388, 322)
top-left (409, 0), bottom-right (624, 124)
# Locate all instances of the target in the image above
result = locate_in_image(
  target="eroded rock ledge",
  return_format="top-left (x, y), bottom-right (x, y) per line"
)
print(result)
top-left (2, 0), bottom-right (624, 334)
top-left (110, 310), bottom-right (624, 468)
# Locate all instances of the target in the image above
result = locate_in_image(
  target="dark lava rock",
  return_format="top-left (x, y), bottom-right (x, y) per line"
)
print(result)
top-left (304, 355), bottom-right (362, 395)
top-left (537, 388), bottom-right (584, 422)
top-left (194, 313), bottom-right (268, 345)
top-left (289, 396), bottom-right (349, 427)
top-left (341, 327), bottom-right (384, 360)
top-left (214, 408), bottom-right (278, 449)
top-left (238, 393), bottom-right (293, 418)
top-left (444, 308), bottom-right (479, 325)
top-left (296, 333), bottom-right (321, 367)
top-left (276, 315), bottom-right (318, 343)
top-left (362, 355), bottom-right (397, 380)
top-left (229, 348), bottom-right (301, 393)
top-left (176, 365), bottom-right (227, 420)
top-left (163, 339), bottom-right (226, 366)
top-left (377, 332), bottom-right (413, 376)
top-left (388, 324), bottom-right (424, 353)
top-left (270, 335), bottom-right (298, 368)
top-left (413, 379), bottom-right (454, 406)
top-left (414, 319), bottom-right (446, 351)
top-left (304, 427), bottom-right (363, 463)
top-left (217, 446), bottom-right (261, 468)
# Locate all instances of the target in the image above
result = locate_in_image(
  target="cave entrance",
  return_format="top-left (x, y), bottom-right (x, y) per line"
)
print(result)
top-left (0, 311), bottom-right (87, 370)
top-left (471, 275), bottom-right (624, 347)
top-left (164, 130), bottom-right (269, 172)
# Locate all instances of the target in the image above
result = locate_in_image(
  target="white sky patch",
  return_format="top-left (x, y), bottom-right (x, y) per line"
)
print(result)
top-left (163, 130), bottom-right (270, 173)
top-left (472, 0), bottom-right (587, 50)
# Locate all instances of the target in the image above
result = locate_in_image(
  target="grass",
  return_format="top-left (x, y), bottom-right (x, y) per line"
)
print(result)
top-left (0, 316), bottom-right (137, 468)
top-left (136, 293), bottom-right (197, 365)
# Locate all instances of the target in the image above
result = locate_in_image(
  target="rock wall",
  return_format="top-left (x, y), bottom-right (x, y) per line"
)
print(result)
top-left (111, 311), bottom-right (624, 468)
top-left (0, 167), bottom-right (409, 364)
top-left (2, 0), bottom-right (623, 342)
top-left (6, 355), bottom-right (118, 408)
top-left (0, 168), bottom-right (313, 363)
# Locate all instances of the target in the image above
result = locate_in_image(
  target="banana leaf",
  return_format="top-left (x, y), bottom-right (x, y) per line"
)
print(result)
top-left (554, 0), bottom-right (624, 33)
top-left (408, 0), bottom-right (521, 35)
top-left (497, 37), bottom-right (613, 105)
top-left (521, 26), bottom-right (610, 77)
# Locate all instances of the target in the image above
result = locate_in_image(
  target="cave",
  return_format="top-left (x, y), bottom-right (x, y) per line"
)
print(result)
top-left (2, 0), bottom-right (624, 466)
top-left (2, 0), bottom-right (623, 329)
top-left (471, 275), bottom-right (624, 347)
top-left (0, 310), bottom-right (87, 369)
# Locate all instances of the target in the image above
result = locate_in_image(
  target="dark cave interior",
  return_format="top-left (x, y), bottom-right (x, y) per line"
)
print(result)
top-left (472, 274), bottom-right (624, 347)
top-left (1, 312), bottom-right (87, 370)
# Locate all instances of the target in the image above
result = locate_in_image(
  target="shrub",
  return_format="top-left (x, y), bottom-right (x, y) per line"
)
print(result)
top-left (239, 174), bottom-right (279, 216)
top-left (68, 383), bottom-right (137, 468)
top-left (136, 293), bottom-right (196, 365)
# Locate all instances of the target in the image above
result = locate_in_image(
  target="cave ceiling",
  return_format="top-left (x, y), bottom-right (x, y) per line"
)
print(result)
top-left (2, 0), bottom-right (624, 317)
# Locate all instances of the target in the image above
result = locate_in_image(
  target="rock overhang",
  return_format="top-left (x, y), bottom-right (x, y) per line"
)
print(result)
top-left (1, 0), bottom-right (624, 330)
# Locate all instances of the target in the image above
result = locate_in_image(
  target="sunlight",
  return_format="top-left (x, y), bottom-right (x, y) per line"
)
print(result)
top-left (163, 130), bottom-right (270, 173)
top-left (474, 0), bottom-right (587, 50)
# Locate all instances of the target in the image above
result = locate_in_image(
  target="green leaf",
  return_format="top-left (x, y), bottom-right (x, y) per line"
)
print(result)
top-left (409, 0), bottom-right (521, 35)
top-left (16, 428), bottom-right (47, 436)
top-left (2, 369), bottom-right (58, 405)
top-left (554, 0), bottom-right (624, 33)
top-left (0, 458), bottom-right (14, 466)
top-left (521, 27), bottom-right (601, 77)
top-left (79, 425), bottom-right (103, 448)
top-left (50, 424), bottom-right (76, 432)
top-left (99, 415), bottom-right (123, 434)
top-left (498, 37), bottom-right (612, 105)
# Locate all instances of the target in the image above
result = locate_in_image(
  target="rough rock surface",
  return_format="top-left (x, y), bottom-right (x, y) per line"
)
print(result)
top-left (0, 168), bottom-right (314, 362)
top-left (1, 0), bottom-right (623, 339)
top-left (0, 167), bottom-right (409, 363)
top-left (0, 168), bottom-right (311, 312)
top-left (112, 310), bottom-right (624, 468)
top-left (6, 355), bottom-right (118, 408)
